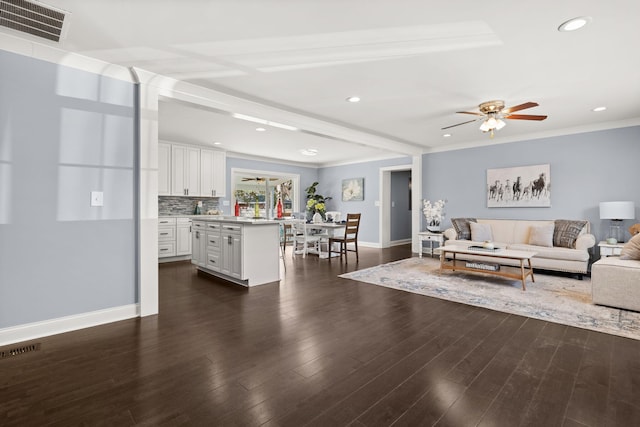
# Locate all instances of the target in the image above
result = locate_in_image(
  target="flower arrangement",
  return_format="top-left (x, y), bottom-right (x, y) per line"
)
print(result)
top-left (305, 182), bottom-right (332, 220)
top-left (423, 199), bottom-right (446, 231)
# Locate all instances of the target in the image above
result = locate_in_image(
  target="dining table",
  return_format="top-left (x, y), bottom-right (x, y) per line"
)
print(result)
top-left (282, 219), bottom-right (346, 258)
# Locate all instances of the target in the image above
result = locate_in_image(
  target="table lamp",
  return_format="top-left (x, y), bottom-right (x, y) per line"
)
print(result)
top-left (599, 201), bottom-right (636, 243)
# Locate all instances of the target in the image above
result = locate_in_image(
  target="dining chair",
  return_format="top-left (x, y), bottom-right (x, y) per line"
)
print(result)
top-left (280, 223), bottom-right (294, 253)
top-left (329, 213), bottom-right (361, 262)
top-left (291, 220), bottom-right (322, 258)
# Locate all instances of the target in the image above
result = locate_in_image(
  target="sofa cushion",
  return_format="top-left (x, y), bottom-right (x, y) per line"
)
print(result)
top-left (470, 222), bottom-right (493, 242)
top-left (553, 219), bottom-right (588, 248)
top-left (528, 223), bottom-right (554, 247)
top-left (451, 218), bottom-right (476, 240)
top-left (508, 243), bottom-right (590, 262)
top-left (620, 233), bottom-right (640, 260)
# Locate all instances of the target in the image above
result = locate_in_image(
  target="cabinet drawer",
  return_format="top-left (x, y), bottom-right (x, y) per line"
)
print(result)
top-left (192, 221), bottom-right (206, 230)
top-left (206, 222), bottom-right (221, 231)
top-left (158, 226), bottom-right (176, 241)
top-left (207, 233), bottom-right (221, 249)
top-left (221, 224), bottom-right (242, 235)
top-left (158, 218), bottom-right (176, 226)
top-left (206, 251), bottom-right (221, 271)
top-left (177, 217), bottom-right (192, 225)
top-left (158, 241), bottom-right (176, 257)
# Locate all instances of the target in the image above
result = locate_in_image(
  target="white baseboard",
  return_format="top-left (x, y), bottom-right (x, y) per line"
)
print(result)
top-left (0, 304), bottom-right (140, 347)
top-left (358, 241), bottom-right (381, 248)
top-left (390, 239), bottom-right (412, 247)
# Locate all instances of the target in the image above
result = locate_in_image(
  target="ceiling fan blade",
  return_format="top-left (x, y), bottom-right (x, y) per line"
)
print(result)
top-left (456, 111), bottom-right (484, 116)
top-left (504, 114), bottom-right (547, 121)
top-left (441, 118), bottom-right (480, 130)
top-left (502, 102), bottom-right (538, 114)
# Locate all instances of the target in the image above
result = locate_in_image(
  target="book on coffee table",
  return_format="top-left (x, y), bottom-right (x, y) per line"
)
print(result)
top-left (467, 245), bottom-right (500, 252)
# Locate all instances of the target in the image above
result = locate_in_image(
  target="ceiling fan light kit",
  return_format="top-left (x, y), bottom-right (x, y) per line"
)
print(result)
top-left (443, 100), bottom-right (547, 137)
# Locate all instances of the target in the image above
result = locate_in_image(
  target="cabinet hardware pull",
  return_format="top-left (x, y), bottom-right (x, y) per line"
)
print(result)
top-left (160, 233), bottom-right (169, 235)
top-left (160, 248), bottom-right (168, 251)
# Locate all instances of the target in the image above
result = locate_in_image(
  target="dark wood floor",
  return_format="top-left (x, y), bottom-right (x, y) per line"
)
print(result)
top-left (2, 245), bottom-right (640, 426)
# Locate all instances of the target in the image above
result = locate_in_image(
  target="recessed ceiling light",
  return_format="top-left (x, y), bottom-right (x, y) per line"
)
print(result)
top-left (592, 106), bottom-right (607, 112)
top-left (300, 148), bottom-right (318, 156)
top-left (558, 16), bottom-right (592, 32)
top-left (213, 141), bottom-right (222, 145)
top-left (255, 127), bottom-right (266, 132)
top-left (443, 133), bottom-right (452, 138)
top-left (346, 96), bottom-right (361, 103)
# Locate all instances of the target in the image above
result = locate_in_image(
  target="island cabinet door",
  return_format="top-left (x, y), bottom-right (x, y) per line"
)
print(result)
top-left (221, 225), bottom-right (243, 279)
top-left (192, 222), bottom-right (207, 266)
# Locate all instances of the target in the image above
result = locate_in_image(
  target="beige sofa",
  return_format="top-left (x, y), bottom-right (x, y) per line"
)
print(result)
top-left (443, 219), bottom-right (596, 276)
top-left (591, 257), bottom-right (640, 311)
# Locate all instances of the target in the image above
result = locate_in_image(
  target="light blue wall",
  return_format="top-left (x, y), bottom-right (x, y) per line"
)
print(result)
top-left (422, 126), bottom-right (640, 243)
top-left (0, 50), bottom-right (136, 328)
top-left (319, 156), bottom-right (412, 243)
top-left (391, 170), bottom-right (412, 241)
top-left (223, 156), bottom-right (319, 215)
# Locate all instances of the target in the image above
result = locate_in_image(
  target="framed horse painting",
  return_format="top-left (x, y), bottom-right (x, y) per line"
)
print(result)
top-left (487, 164), bottom-right (551, 208)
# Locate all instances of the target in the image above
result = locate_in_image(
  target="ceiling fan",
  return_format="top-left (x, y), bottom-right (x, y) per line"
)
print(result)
top-left (242, 177), bottom-right (279, 182)
top-left (442, 100), bottom-right (547, 137)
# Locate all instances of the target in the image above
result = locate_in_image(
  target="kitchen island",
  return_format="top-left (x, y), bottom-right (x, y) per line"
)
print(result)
top-left (191, 217), bottom-right (281, 287)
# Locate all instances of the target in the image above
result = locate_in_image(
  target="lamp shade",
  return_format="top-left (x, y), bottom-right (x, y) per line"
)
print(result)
top-left (599, 201), bottom-right (635, 220)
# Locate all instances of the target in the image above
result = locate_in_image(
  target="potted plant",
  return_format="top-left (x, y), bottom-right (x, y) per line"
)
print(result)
top-left (305, 182), bottom-right (332, 223)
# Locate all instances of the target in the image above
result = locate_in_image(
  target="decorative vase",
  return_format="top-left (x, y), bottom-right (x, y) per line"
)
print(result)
top-left (426, 225), bottom-right (440, 232)
top-left (483, 241), bottom-right (494, 249)
top-left (254, 202), bottom-right (260, 218)
top-left (312, 212), bottom-right (323, 224)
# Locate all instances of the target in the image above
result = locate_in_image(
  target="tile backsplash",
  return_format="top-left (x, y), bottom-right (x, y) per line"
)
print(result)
top-left (158, 196), bottom-right (221, 216)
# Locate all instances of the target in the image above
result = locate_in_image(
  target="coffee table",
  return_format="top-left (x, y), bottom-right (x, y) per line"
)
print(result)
top-left (436, 245), bottom-right (536, 290)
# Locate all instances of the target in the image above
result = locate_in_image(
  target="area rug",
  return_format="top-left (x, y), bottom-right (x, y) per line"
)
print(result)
top-left (340, 257), bottom-right (640, 341)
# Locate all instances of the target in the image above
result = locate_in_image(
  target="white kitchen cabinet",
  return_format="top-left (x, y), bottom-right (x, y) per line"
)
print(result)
top-left (221, 224), bottom-right (242, 279)
top-left (159, 217), bottom-right (192, 262)
top-left (176, 218), bottom-right (193, 256)
top-left (191, 221), bottom-right (207, 267)
top-left (171, 144), bottom-right (200, 196)
top-left (192, 219), bottom-right (279, 287)
top-left (160, 142), bottom-right (226, 197)
top-left (205, 222), bottom-right (222, 272)
top-left (158, 142), bottom-right (171, 196)
top-left (200, 148), bottom-right (226, 197)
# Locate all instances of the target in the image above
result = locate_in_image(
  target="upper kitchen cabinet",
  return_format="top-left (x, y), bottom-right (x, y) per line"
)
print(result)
top-left (200, 149), bottom-right (226, 197)
top-left (159, 141), bottom-right (226, 197)
top-left (171, 144), bottom-right (200, 196)
top-left (158, 142), bottom-right (171, 196)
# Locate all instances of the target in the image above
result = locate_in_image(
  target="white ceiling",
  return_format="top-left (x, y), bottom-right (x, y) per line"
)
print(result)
top-left (13, 0), bottom-right (640, 165)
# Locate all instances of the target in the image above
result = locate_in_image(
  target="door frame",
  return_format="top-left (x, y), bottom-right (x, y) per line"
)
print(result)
top-left (379, 156), bottom-right (421, 250)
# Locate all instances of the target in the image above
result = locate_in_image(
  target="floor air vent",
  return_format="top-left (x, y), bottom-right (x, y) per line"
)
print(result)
top-left (0, 0), bottom-right (69, 42)
top-left (0, 343), bottom-right (41, 359)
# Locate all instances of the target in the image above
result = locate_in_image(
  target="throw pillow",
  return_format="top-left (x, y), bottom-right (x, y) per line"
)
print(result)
top-left (470, 222), bottom-right (493, 242)
top-left (528, 224), bottom-right (554, 247)
top-left (620, 233), bottom-right (640, 260)
top-left (553, 219), bottom-right (588, 248)
top-left (451, 218), bottom-right (477, 240)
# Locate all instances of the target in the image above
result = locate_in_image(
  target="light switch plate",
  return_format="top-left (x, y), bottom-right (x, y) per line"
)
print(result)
top-left (91, 191), bottom-right (104, 207)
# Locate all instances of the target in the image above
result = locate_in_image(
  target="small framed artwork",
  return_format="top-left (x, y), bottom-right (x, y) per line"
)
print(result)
top-left (342, 178), bottom-right (364, 201)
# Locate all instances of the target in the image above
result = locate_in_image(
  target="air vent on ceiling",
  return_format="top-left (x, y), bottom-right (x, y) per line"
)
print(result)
top-left (0, 0), bottom-right (69, 42)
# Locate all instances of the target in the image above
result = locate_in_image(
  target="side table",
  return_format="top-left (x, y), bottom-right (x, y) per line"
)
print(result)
top-left (598, 241), bottom-right (624, 258)
top-left (418, 231), bottom-right (445, 258)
